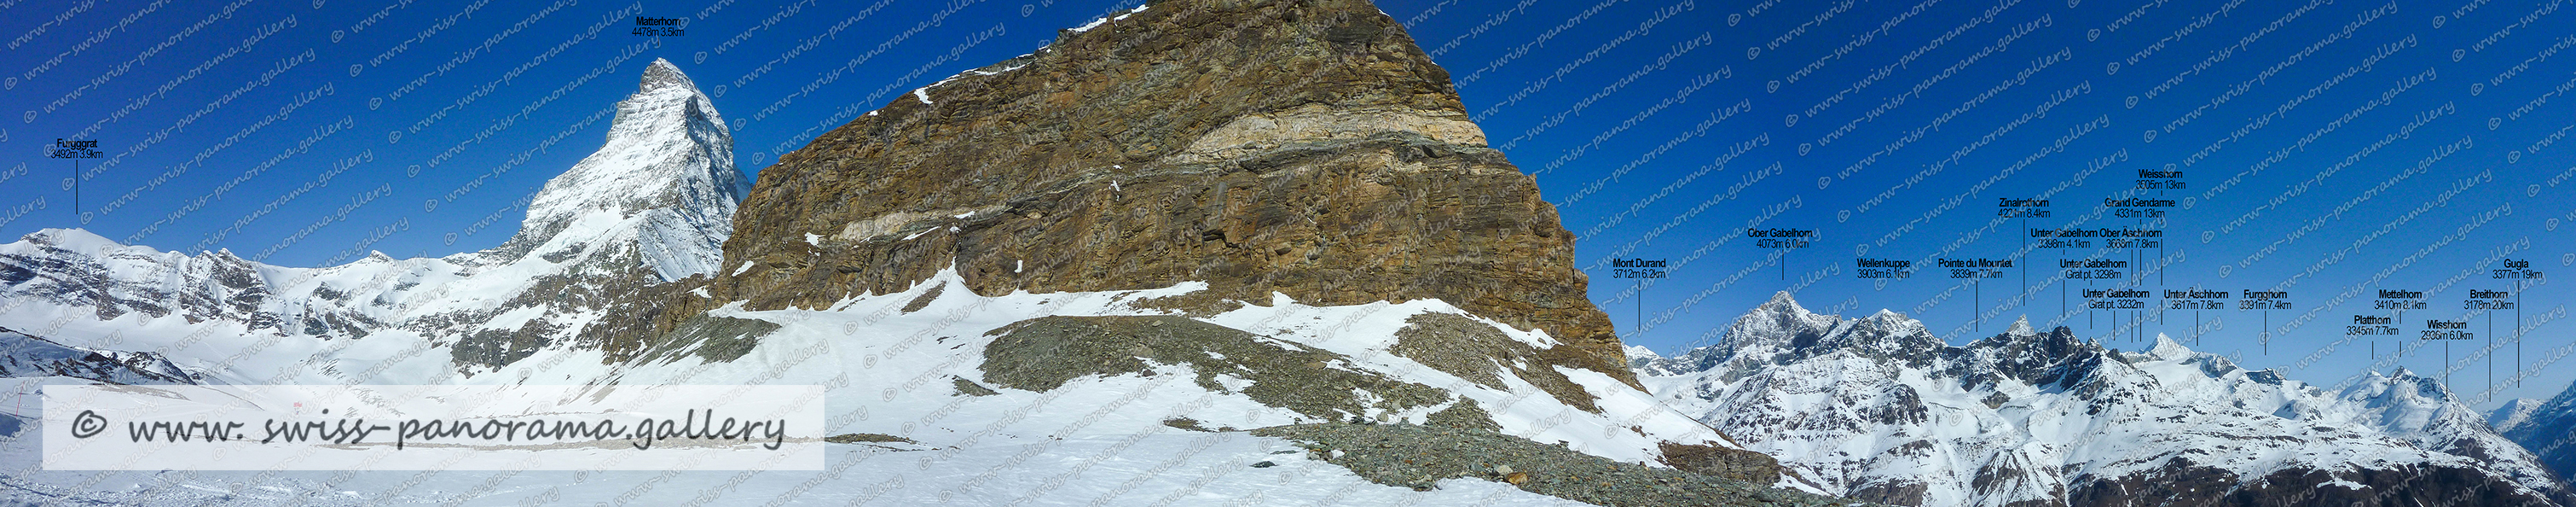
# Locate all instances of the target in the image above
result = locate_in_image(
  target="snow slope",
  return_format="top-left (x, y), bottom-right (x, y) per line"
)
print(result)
top-left (0, 376), bottom-right (1582, 507)
top-left (0, 270), bottom-right (1745, 505)
top-left (391, 266), bottom-right (1738, 466)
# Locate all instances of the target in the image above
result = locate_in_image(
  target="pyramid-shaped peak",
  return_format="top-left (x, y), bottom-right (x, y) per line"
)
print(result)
top-left (2007, 315), bottom-right (2035, 335)
top-left (1712, 291), bottom-right (1843, 356)
top-left (503, 59), bottom-right (744, 281)
top-left (2147, 333), bottom-right (2191, 360)
top-left (638, 58), bottom-right (698, 94)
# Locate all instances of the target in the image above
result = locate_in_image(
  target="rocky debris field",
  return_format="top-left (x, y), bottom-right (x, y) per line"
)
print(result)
top-left (1253, 422), bottom-right (1879, 507)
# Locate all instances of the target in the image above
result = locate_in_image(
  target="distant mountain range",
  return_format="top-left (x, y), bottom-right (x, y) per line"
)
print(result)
top-left (1634, 292), bottom-right (2568, 506)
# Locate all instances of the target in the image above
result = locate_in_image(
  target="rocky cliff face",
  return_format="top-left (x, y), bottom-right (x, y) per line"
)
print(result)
top-left (1639, 293), bottom-right (2570, 507)
top-left (662, 0), bottom-right (1630, 385)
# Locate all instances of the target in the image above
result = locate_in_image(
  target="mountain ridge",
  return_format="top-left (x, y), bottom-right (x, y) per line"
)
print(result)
top-left (1639, 291), bottom-right (2569, 507)
top-left (2497, 378), bottom-right (2576, 487)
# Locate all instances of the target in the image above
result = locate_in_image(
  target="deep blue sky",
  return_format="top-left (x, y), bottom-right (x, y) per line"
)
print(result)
top-left (3, 0), bottom-right (2569, 408)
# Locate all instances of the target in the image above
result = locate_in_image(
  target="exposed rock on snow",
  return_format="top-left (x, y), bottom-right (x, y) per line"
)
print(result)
top-left (1258, 422), bottom-right (1860, 506)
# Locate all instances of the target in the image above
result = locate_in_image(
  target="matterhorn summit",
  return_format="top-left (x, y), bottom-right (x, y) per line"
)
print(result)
top-left (509, 58), bottom-right (745, 280)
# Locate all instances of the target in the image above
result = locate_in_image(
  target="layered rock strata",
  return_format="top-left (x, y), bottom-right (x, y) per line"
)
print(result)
top-left (665, 0), bottom-right (1630, 384)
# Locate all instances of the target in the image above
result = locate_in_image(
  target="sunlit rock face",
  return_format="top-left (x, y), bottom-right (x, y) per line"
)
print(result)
top-left (676, 0), bottom-right (1635, 386)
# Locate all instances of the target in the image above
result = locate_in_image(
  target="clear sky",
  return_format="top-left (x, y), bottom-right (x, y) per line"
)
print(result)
top-left (3, 0), bottom-right (2569, 409)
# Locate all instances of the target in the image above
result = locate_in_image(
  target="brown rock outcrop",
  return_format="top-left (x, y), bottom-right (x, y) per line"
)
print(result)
top-left (658, 0), bottom-right (1634, 386)
top-left (1658, 441), bottom-right (1784, 485)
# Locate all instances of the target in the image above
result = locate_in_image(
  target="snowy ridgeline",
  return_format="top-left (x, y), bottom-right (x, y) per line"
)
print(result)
top-left (1634, 292), bottom-right (2567, 507)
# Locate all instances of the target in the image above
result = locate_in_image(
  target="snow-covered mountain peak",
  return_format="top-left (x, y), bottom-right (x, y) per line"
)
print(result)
top-left (1825, 309), bottom-right (1941, 361)
top-left (1755, 290), bottom-right (1805, 314)
top-left (1854, 309), bottom-right (1920, 331)
top-left (1963, 319), bottom-right (2086, 362)
top-left (1624, 344), bottom-right (1662, 370)
top-left (18, 228), bottom-right (133, 256)
top-left (512, 60), bottom-right (745, 280)
top-left (2350, 366), bottom-right (2451, 404)
top-left (2491, 397), bottom-right (2547, 433)
top-left (2145, 333), bottom-right (2190, 360)
top-left (638, 58), bottom-right (698, 94)
top-left (1714, 292), bottom-right (1839, 353)
top-left (2006, 315), bottom-right (2034, 336)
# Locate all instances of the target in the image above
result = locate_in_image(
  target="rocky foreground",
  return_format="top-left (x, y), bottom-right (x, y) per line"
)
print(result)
top-left (1257, 422), bottom-right (1874, 507)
